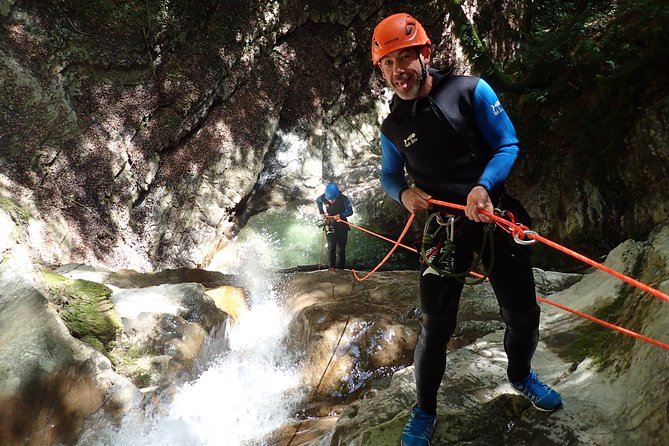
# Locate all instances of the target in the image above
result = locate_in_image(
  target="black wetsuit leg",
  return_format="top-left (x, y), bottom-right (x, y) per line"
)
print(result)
top-left (415, 233), bottom-right (475, 414)
top-left (334, 226), bottom-right (348, 269)
top-left (485, 228), bottom-right (539, 383)
top-left (326, 231), bottom-right (337, 269)
top-left (458, 213), bottom-right (540, 383)
top-left (414, 215), bottom-right (540, 412)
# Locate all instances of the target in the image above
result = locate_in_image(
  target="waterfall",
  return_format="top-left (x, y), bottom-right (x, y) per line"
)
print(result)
top-left (92, 231), bottom-right (304, 446)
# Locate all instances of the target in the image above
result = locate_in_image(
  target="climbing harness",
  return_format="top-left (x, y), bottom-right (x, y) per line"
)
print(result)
top-left (420, 212), bottom-right (493, 284)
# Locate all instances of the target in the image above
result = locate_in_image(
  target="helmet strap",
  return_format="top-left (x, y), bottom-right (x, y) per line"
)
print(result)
top-left (418, 49), bottom-right (427, 87)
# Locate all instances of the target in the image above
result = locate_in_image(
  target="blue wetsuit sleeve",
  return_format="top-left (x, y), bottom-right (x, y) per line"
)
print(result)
top-left (340, 196), bottom-right (353, 218)
top-left (316, 195), bottom-right (325, 214)
top-left (472, 79), bottom-right (520, 192)
top-left (380, 132), bottom-right (408, 203)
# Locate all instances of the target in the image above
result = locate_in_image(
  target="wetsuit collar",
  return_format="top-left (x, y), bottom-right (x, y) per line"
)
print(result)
top-left (427, 66), bottom-right (456, 92)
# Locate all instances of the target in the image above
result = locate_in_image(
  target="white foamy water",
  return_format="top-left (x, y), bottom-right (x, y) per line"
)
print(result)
top-left (94, 231), bottom-right (303, 446)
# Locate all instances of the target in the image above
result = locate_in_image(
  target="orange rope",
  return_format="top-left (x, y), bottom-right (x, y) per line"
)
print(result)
top-left (427, 198), bottom-right (669, 304)
top-left (466, 271), bottom-right (669, 351)
top-left (329, 205), bottom-right (668, 350)
top-left (536, 296), bottom-right (669, 350)
top-left (333, 216), bottom-right (418, 253)
top-left (530, 232), bottom-right (669, 303)
top-left (351, 213), bottom-right (415, 281)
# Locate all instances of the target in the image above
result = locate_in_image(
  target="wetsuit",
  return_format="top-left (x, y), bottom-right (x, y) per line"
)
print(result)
top-left (316, 193), bottom-right (353, 269)
top-left (379, 67), bottom-right (540, 415)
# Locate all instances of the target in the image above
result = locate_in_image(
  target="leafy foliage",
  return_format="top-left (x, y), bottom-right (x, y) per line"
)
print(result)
top-left (513, 0), bottom-right (668, 133)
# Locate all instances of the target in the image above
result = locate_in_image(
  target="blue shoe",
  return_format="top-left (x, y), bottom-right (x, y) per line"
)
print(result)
top-left (511, 371), bottom-right (563, 411)
top-left (401, 406), bottom-right (436, 446)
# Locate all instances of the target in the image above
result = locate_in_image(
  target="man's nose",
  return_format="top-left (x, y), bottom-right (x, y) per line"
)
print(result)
top-left (392, 62), bottom-right (404, 75)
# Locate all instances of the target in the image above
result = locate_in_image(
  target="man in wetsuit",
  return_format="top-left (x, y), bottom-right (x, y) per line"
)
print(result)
top-left (371, 13), bottom-right (562, 446)
top-left (316, 182), bottom-right (353, 270)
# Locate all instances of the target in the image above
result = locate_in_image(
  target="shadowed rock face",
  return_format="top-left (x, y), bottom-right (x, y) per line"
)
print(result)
top-left (1, 1), bottom-right (668, 273)
top-left (0, 1), bottom-right (384, 271)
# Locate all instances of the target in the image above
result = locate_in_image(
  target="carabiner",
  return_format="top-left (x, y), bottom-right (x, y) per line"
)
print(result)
top-left (435, 213), bottom-right (455, 241)
top-left (513, 229), bottom-right (537, 245)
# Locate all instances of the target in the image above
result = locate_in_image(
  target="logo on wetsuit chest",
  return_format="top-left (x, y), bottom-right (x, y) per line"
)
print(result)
top-left (404, 133), bottom-right (418, 148)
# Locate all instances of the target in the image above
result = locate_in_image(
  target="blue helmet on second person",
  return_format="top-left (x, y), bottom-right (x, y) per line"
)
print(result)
top-left (324, 182), bottom-right (340, 200)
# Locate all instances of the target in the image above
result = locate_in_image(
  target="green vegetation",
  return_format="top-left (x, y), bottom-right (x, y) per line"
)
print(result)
top-left (108, 344), bottom-right (159, 388)
top-left (438, 0), bottom-right (667, 165)
top-left (42, 270), bottom-right (123, 354)
top-left (0, 195), bottom-right (30, 226)
top-left (558, 294), bottom-right (629, 371)
top-left (131, 370), bottom-right (153, 388)
top-left (511, 0), bottom-right (668, 149)
top-left (444, 0), bottom-right (514, 90)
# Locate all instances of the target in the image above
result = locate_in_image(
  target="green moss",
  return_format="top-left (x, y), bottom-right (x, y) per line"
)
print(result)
top-left (132, 371), bottom-right (152, 388)
top-left (111, 344), bottom-right (158, 365)
top-left (43, 270), bottom-right (123, 354)
top-left (0, 195), bottom-right (30, 226)
top-left (107, 350), bottom-right (131, 371)
top-left (108, 344), bottom-right (159, 388)
top-left (558, 295), bottom-right (628, 370)
top-left (81, 335), bottom-right (105, 353)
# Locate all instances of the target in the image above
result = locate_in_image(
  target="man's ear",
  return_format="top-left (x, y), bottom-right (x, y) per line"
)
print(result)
top-left (420, 46), bottom-right (431, 64)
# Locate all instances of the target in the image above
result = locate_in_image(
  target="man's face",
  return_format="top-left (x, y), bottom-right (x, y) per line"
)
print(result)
top-left (378, 47), bottom-right (428, 100)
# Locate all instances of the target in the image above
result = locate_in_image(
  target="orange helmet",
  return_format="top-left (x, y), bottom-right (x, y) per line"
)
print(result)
top-left (371, 13), bottom-right (431, 65)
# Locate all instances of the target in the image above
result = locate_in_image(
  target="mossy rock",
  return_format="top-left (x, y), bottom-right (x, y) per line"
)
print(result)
top-left (108, 345), bottom-right (159, 388)
top-left (43, 270), bottom-right (123, 353)
top-left (557, 295), bottom-right (628, 371)
top-left (0, 195), bottom-right (30, 227)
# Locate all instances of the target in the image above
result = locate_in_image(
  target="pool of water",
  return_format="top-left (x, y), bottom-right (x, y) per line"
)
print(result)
top-left (225, 206), bottom-right (420, 271)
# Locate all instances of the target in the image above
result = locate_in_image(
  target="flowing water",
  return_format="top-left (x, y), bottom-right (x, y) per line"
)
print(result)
top-left (82, 205), bottom-right (416, 445)
top-left (89, 231), bottom-right (305, 446)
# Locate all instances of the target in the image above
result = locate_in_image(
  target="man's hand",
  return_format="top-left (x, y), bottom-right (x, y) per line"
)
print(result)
top-left (400, 188), bottom-right (432, 213)
top-left (465, 186), bottom-right (493, 222)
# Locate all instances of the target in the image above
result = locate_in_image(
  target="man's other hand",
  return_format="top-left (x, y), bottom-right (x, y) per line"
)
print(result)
top-left (465, 186), bottom-right (493, 222)
top-left (400, 188), bottom-right (432, 214)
